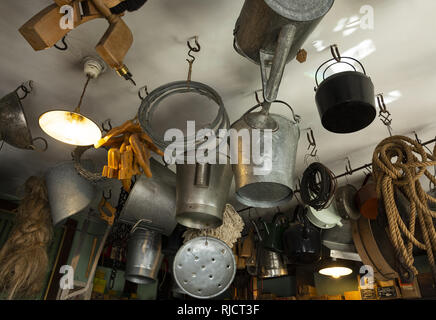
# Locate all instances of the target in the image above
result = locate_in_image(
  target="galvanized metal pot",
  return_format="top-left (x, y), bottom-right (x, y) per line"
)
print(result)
top-left (125, 227), bottom-right (163, 285)
top-left (45, 161), bottom-right (97, 226)
top-left (259, 247), bottom-right (288, 279)
top-left (234, 0), bottom-right (335, 65)
top-left (231, 103), bottom-right (300, 208)
top-left (0, 86), bottom-right (47, 151)
top-left (176, 160), bottom-right (233, 229)
top-left (119, 158), bottom-right (177, 236)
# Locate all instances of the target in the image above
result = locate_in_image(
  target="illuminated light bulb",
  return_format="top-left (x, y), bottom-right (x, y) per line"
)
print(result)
top-left (319, 266), bottom-right (353, 279)
top-left (39, 110), bottom-right (101, 146)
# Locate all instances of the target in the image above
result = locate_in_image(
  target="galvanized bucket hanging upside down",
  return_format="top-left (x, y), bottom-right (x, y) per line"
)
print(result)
top-left (119, 158), bottom-right (177, 236)
top-left (176, 154), bottom-right (233, 230)
top-left (231, 101), bottom-right (300, 208)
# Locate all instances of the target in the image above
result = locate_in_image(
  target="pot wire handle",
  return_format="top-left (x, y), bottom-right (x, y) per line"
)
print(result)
top-left (242, 100), bottom-right (301, 124)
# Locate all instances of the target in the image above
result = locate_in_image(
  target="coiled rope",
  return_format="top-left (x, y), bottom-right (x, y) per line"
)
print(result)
top-left (372, 135), bottom-right (436, 279)
top-left (300, 162), bottom-right (337, 210)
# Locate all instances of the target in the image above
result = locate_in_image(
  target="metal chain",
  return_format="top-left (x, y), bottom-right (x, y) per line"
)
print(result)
top-left (107, 185), bottom-right (133, 289)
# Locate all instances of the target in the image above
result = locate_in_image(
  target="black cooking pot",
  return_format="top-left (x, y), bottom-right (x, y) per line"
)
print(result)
top-left (314, 45), bottom-right (376, 134)
top-left (283, 205), bottom-right (321, 264)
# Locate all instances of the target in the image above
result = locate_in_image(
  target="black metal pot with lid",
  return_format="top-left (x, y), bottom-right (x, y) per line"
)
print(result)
top-left (314, 45), bottom-right (376, 134)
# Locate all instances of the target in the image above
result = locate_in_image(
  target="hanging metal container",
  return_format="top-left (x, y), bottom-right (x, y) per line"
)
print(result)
top-left (315, 45), bottom-right (376, 134)
top-left (45, 161), bottom-right (97, 225)
top-left (0, 84), bottom-right (47, 151)
top-left (173, 236), bottom-right (236, 299)
top-left (125, 227), bottom-right (163, 285)
top-left (261, 212), bottom-right (289, 253)
top-left (334, 184), bottom-right (361, 220)
top-left (306, 203), bottom-right (343, 229)
top-left (231, 101), bottom-right (300, 208)
top-left (322, 219), bottom-right (356, 252)
top-left (283, 205), bottom-right (321, 264)
top-left (138, 81), bottom-right (229, 161)
top-left (176, 158), bottom-right (233, 229)
top-left (259, 247), bottom-right (288, 279)
top-left (119, 158), bottom-right (177, 236)
top-left (234, 0), bottom-right (335, 65)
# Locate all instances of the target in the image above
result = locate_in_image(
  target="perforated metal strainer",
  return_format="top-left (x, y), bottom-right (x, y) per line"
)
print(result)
top-left (173, 236), bottom-right (236, 299)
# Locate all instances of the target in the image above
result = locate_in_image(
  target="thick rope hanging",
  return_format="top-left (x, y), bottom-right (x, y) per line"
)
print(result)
top-left (372, 135), bottom-right (436, 279)
top-left (300, 162), bottom-right (337, 210)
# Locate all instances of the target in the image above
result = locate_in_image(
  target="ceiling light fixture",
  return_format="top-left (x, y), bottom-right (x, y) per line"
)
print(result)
top-left (39, 57), bottom-right (105, 146)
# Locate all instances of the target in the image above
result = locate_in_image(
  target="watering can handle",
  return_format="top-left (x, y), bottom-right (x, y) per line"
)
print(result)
top-left (261, 219), bottom-right (270, 235)
top-left (242, 100), bottom-right (300, 124)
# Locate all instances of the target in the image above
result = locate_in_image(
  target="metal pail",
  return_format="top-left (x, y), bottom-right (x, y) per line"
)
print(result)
top-left (45, 161), bottom-right (97, 226)
top-left (176, 159), bottom-right (233, 229)
top-left (0, 87), bottom-right (47, 151)
top-left (231, 103), bottom-right (300, 208)
top-left (119, 158), bottom-right (177, 236)
top-left (125, 227), bottom-right (163, 285)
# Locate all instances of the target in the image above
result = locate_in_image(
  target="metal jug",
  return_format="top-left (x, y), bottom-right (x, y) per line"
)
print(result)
top-left (231, 102), bottom-right (300, 208)
top-left (259, 246), bottom-right (288, 279)
top-left (45, 161), bottom-right (97, 225)
top-left (261, 212), bottom-right (289, 253)
top-left (119, 158), bottom-right (177, 236)
top-left (176, 160), bottom-right (233, 229)
top-left (0, 85), bottom-right (47, 151)
top-left (283, 205), bottom-right (321, 264)
top-left (125, 227), bottom-right (163, 285)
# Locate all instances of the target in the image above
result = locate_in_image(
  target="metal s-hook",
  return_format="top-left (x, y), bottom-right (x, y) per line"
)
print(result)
top-left (16, 80), bottom-right (33, 100)
top-left (330, 44), bottom-right (341, 62)
top-left (306, 128), bottom-right (317, 157)
top-left (101, 119), bottom-right (112, 134)
top-left (186, 36), bottom-right (201, 82)
top-left (54, 35), bottom-right (68, 51)
top-left (138, 86), bottom-right (149, 100)
top-left (345, 157), bottom-right (353, 176)
top-left (377, 93), bottom-right (393, 136)
top-left (102, 189), bottom-right (112, 200)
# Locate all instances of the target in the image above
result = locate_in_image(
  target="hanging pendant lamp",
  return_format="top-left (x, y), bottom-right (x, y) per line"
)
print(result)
top-left (39, 57), bottom-right (105, 146)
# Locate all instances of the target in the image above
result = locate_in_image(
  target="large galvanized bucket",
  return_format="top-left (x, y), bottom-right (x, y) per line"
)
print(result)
top-left (231, 103), bottom-right (300, 208)
top-left (125, 227), bottom-right (163, 285)
top-left (45, 161), bottom-right (97, 226)
top-left (234, 0), bottom-right (334, 65)
top-left (119, 158), bottom-right (177, 237)
top-left (176, 159), bottom-right (233, 230)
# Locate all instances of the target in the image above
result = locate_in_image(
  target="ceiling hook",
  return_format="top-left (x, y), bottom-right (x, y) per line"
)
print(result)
top-left (138, 85), bottom-right (149, 100)
top-left (186, 36), bottom-right (201, 83)
top-left (345, 157), bottom-right (353, 176)
top-left (54, 35), bottom-right (68, 51)
top-left (254, 89), bottom-right (263, 105)
top-left (101, 119), bottom-right (112, 133)
top-left (330, 44), bottom-right (341, 62)
top-left (306, 128), bottom-right (317, 157)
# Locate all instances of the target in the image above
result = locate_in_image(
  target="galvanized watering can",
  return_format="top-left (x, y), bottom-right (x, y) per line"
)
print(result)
top-left (261, 212), bottom-right (289, 253)
top-left (125, 226), bottom-right (163, 285)
top-left (176, 158), bottom-right (233, 229)
top-left (119, 158), bottom-right (177, 237)
top-left (45, 161), bottom-right (97, 225)
top-left (234, 0), bottom-right (334, 112)
top-left (231, 101), bottom-right (300, 208)
top-left (0, 84), bottom-right (47, 151)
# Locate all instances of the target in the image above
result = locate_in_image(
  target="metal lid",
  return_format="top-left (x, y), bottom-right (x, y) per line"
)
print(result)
top-left (265, 0), bottom-right (335, 22)
top-left (306, 204), bottom-right (342, 229)
top-left (173, 237), bottom-right (236, 299)
top-left (334, 184), bottom-right (361, 220)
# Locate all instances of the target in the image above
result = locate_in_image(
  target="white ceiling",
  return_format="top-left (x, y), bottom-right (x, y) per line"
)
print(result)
top-left (1, 0), bottom-right (436, 204)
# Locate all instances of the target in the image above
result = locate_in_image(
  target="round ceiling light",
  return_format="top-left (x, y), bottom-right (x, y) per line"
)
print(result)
top-left (39, 110), bottom-right (101, 146)
top-left (318, 266), bottom-right (353, 279)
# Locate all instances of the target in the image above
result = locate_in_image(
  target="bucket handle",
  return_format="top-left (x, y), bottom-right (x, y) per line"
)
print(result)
top-left (314, 45), bottom-right (367, 89)
top-left (243, 100), bottom-right (301, 124)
